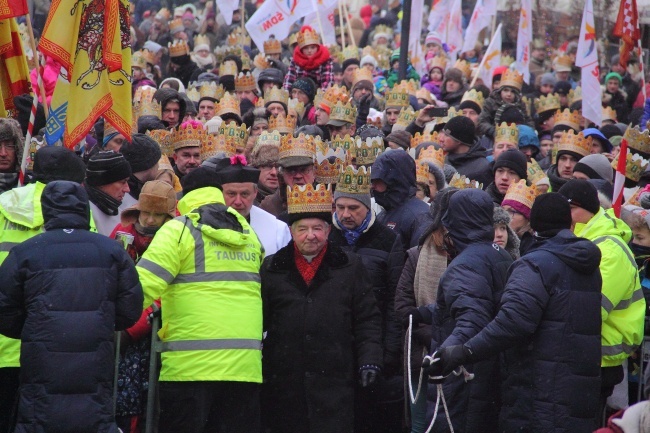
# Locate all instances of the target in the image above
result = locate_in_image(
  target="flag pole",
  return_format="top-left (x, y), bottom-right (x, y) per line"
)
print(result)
top-left (313, 1), bottom-right (327, 43)
top-left (338, 0), bottom-right (346, 47)
top-left (342, 2), bottom-right (356, 47)
top-left (24, 14), bottom-right (49, 117)
top-left (241, 0), bottom-right (245, 32)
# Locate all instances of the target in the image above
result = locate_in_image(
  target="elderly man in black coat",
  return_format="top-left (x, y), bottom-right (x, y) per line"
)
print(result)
top-left (430, 193), bottom-right (602, 433)
top-left (260, 185), bottom-right (383, 433)
top-left (0, 181), bottom-right (143, 433)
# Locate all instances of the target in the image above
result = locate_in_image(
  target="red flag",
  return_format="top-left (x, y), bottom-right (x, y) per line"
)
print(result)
top-left (613, 139), bottom-right (628, 218)
top-left (0, 0), bottom-right (28, 19)
top-left (612, 0), bottom-right (640, 68)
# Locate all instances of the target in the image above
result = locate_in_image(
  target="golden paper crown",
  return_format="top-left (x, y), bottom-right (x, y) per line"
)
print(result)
top-left (279, 132), bottom-right (316, 161)
top-left (534, 93), bottom-right (561, 114)
top-left (602, 106), bottom-right (618, 122)
top-left (146, 130), bottom-right (172, 156)
top-left (624, 188), bottom-right (643, 207)
top-left (442, 106), bottom-right (460, 124)
top-left (194, 34), bottom-right (210, 49)
top-left (499, 68), bottom-right (524, 91)
top-left (411, 131), bottom-right (439, 149)
top-left (169, 18), bottom-right (184, 34)
top-left (269, 113), bottom-right (298, 134)
top-left (199, 82), bottom-right (225, 101)
top-left (337, 165), bottom-right (371, 195)
top-left (500, 55), bottom-right (515, 66)
top-left (367, 117), bottom-right (383, 128)
top-left (554, 108), bottom-right (581, 131)
top-left (494, 122), bottom-right (519, 145)
top-left (169, 39), bottom-right (190, 57)
top-left (569, 86), bottom-right (582, 105)
top-left (255, 97), bottom-right (265, 108)
top-left (416, 160), bottom-right (430, 184)
top-left (266, 87), bottom-right (289, 107)
top-left (329, 101), bottom-right (357, 124)
top-left (330, 134), bottom-right (356, 165)
top-left (214, 121), bottom-right (248, 155)
top-left (624, 126), bottom-right (650, 155)
top-left (373, 25), bottom-right (393, 39)
top-left (289, 33), bottom-right (299, 46)
top-left (216, 92), bottom-right (240, 117)
top-left (355, 136), bottom-right (384, 166)
top-left (320, 85), bottom-right (349, 109)
top-left (186, 85), bottom-right (200, 102)
top-left (256, 130), bottom-right (283, 147)
top-left (503, 179), bottom-right (539, 209)
top-left (313, 88), bottom-right (325, 109)
top-left (554, 54), bottom-right (573, 70)
top-left (427, 55), bottom-right (447, 72)
top-left (253, 53), bottom-right (271, 70)
top-left (341, 45), bottom-right (359, 61)
top-left (415, 89), bottom-right (434, 105)
top-left (169, 122), bottom-right (207, 151)
top-left (132, 50), bottom-right (148, 69)
top-left (362, 46), bottom-right (378, 59)
top-left (352, 68), bottom-right (374, 87)
top-left (241, 51), bottom-right (251, 71)
top-left (316, 147), bottom-right (347, 184)
top-left (227, 27), bottom-right (251, 47)
top-left (453, 60), bottom-right (472, 80)
top-left (288, 98), bottom-right (306, 118)
top-left (448, 173), bottom-right (482, 190)
top-left (287, 184), bottom-right (332, 215)
top-left (418, 145), bottom-right (445, 168)
top-left (395, 106), bottom-right (418, 128)
top-left (460, 89), bottom-right (485, 110)
top-left (155, 7), bottom-right (171, 21)
top-left (611, 151), bottom-right (649, 182)
top-left (558, 130), bottom-right (592, 158)
top-left (521, 95), bottom-right (532, 117)
top-left (385, 85), bottom-right (409, 108)
top-left (201, 133), bottom-right (235, 160)
top-left (135, 97), bottom-right (162, 119)
top-left (235, 72), bottom-right (257, 92)
top-left (133, 85), bottom-right (157, 105)
top-left (297, 26), bottom-right (320, 49)
top-left (263, 37), bottom-right (282, 55)
top-left (220, 60), bottom-right (239, 77)
top-left (526, 159), bottom-right (548, 185)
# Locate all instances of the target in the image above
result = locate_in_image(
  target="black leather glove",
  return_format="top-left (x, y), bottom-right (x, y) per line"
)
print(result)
top-left (421, 356), bottom-right (444, 383)
top-left (358, 93), bottom-right (372, 116)
top-left (359, 366), bottom-right (380, 387)
top-left (437, 345), bottom-right (471, 377)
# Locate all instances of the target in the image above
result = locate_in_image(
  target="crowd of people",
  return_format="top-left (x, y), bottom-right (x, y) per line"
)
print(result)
top-left (1, 0), bottom-right (650, 432)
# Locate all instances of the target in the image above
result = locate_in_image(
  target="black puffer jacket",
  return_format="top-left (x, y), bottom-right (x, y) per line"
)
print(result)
top-left (0, 181), bottom-right (143, 433)
top-left (425, 189), bottom-right (512, 433)
top-left (465, 230), bottom-right (602, 433)
top-left (371, 150), bottom-right (430, 248)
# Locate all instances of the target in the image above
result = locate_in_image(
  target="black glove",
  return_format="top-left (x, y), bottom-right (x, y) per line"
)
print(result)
top-left (421, 356), bottom-right (444, 384)
top-left (437, 345), bottom-right (471, 377)
top-left (403, 307), bottom-right (430, 327)
top-left (357, 93), bottom-right (372, 117)
top-left (359, 366), bottom-right (380, 387)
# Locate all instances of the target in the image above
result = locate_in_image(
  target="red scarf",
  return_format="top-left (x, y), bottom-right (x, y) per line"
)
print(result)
top-left (293, 45), bottom-right (331, 71)
top-left (294, 242), bottom-right (328, 286)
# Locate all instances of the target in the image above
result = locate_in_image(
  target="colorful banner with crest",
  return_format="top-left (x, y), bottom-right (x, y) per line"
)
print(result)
top-left (0, 18), bottom-right (31, 117)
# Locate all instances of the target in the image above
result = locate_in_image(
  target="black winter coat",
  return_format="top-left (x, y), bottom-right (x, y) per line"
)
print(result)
top-left (466, 230), bottom-right (602, 433)
top-left (426, 189), bottom-right (512, 433)
top-left (445, 141), bottom-right (493, 187)
top-left (0, 181), bottom-right (143, 433)
top-left (261, 242), bottom-right (383, 433)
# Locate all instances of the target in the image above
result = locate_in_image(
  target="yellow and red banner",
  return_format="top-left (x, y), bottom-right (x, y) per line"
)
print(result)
top-left (39, 0), bottom-right (132, 148)
top-left (0, 18), bottom-right (31, 117)
top-left (0, 0), bottom-right (28, 20)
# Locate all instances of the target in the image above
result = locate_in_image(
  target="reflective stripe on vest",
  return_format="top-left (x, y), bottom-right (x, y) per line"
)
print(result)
top-left (594, 235), bottom-right (640, 313)
top-left (159, 338), bottom-right (262, 352)
top-left (138, 258), bottom-right (175, 284)
top-left (593, 235), bottom-right (636, 268)
top-left (183, 217), bottom-right (206, 273)
top-left (0, 242), bottom-right (19, 252)
top-left (602, 342), bottom-right (638, 357)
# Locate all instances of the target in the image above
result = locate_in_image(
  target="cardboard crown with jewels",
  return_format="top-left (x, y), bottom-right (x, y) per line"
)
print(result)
top-left (337, 165), bottom-right (372, 195)
top-left (558, 130), bottom-right (592, 158)
top-left (494, 122), bottom-right (519, 145)
top-left (287, 184), bottom-right (332, 215)
top-left (503, 179), bottom-right (539, 209)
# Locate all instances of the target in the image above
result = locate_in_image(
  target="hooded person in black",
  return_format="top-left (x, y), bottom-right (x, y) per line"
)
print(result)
top-left (153, 88), bottom-right (187, 129)
top-left (442, 116), bottom-right (493, 186)
top-left (371, 150), bottom-right (430, 248)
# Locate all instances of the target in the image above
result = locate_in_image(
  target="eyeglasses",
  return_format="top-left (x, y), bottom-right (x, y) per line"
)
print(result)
top-left (260, 164), bottom-right (279, 170)
top-left (506, 209), bottom-right (522, 218)
top-left (284, 165), bottom-right (313, 175)
top-left (0, 143), bottom-right (16, 151)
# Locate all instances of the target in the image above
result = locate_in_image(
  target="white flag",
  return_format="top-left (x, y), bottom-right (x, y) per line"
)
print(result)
top-left (304, 0), bottom-right (338, 45)
top-left (409, 0), bottom-right (426, 74)
top-left (446, 0), bottom-right (464, 62)
top-left (245, 0), bottom-right (315, 51)
top-left (220, 0), bottom-right (240, 25)
top-left (515, 0), bottom-right (532, 84)
top-left (461, 0), bottom-right (496, 54)
top-left (575, 0), bottom-right (602, 126)
top-left (478, 23), bottom-right (502, 88)
top-left (428, 0), bottom-right (450, 34)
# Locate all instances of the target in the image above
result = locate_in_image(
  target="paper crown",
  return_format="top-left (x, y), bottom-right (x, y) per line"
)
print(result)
top-left (417, 145), bottom-right (445, 168)
top-left (330, 134), bottom-right (356, 165)
top-left (521, 95), bottom-right (532, 117)
top-left (227, 28), bottom-right (251, 47)
top-left (263, 37), bottom-right (282, 54)
top-left (602, 106), bottom-right (618, 122)
top-left (155, 7), bottom-right (171, 21)
top-left (558, 130), bottom-right (592, 158)
top-left (255, 97), bottom-right (266, 108)
top-left (460, 89), bottom-right (484, 110)
top-left (235, 72), bottom-right (257, 92)
top-left (169, 39), bottom-right (190, 57)
top-left (279, 132), bottom-right (316, 161)
top-left (501, 55), bottom-right (515, 66)
top-left (373, 25), bottom-right (393, 39)
top-left (499, 68), bottom-right (524, 91)
top-left (453, 60), bottom-right (472, 80)
top-left (316, 147), bottom-right (347, 184)
top-left (253, 53), bottom-right (271, 70)
top-left (256, 129), bottom-right (283, 147)
top-left (168, 121), bottom-right (207, 151)
top-left (133, 85), bottom-right (157, 105)
top-left (554, 54), bottom-right (573, 70)
top-left (320, 85), bottom-right (349, 109)
top-left (168, 18), bottom-right (184, 34)
top-left (194, 34), bottom-right (210, 49)
top-left (441, 106), bottom-right (460, 124)
top-left (362, 46), bottom-right (378, 59)
top-left (395, 106), bottom-right (418, 128)
top-left (385, 83), bottom-right (410, 108)
top-left (503, 179), bottom-right (539, 210)
top-left (212, 121), bottom-right (248, 156)
top-left (132, 50), bottom-right (148, 69)
top-left (526, 159), bottom-right (548, 185)
top-left (265, 87), bottom-right (290, 107)
top-left (200, 82), bottom-right (225, 101)
top-left (287, 184), bottom-right (332, 215)
top-left (329, 101), bottom-right (357, 124)
top-left (448, 173), bottom-right (482, 190)
top-left (569, 86), bottom-right (582, 105)
top-left (342, 45), bottom-right (359, 60)
top-left (216, 92), bottom-right (240, 117)
top-left (411, 131), bottom-right (440, 149)
top-left (269, 113), bottom-right (298, 134)
top-left (185, 83), bottom-right (200, 102)
top-left (355, 136), bottom-right (384, 166)
top-left (625, 188), bottom-right (643, 207)
top-left (427, 55), bottom-right (447, 72)
top-left (611, 151), bottom-right (649, 182)
top-left (554, 108), bottom-right (581, 131)
top-left (534, 93), bottom-right (561, 114)
top-left (288, 98), bottom-right (306, 118)
top-left (494, 122), bottom-right (519, 145)
top-left (297, 26), bottom-right (320, 49)
top-left (202, 134), bottom-right (233, 160)
top-left (134, 96), bottom-right (162, 119)
top-left (337, 165), bottom-right (371, 195)
top-left (241, 51), bottom-right (251, 71)
top-left (624, 126), bottom-right (650, 155)
top-left (352, 68), bottom-right (374, 87)
top-left (220, 60), bottom-right (239, 77)
top-left (147, 130), bottom-right (172, 156)
top-left (416, 160), bottom-right (430, 184)
top-left (416, 88), bottom-right (435, 104)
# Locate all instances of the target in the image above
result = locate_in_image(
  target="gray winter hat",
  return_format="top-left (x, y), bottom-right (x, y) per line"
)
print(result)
top-left (334, 189), bottom-right (372, 210)
top-left (573, 154), bottom-right (613, 183)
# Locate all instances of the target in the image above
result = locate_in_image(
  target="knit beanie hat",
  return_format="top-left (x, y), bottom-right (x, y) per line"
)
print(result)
top-left (497, 104), bottom-right (525, 125)
top-left (573, 154), bottom-right (613, 183)
top-left (137, 115), bottom-right (166, 134)
top-left (334, 188), bottom-right (372, 210)
top-left (558, 179), bottom-right (600, 215)
top-left (444, 116), bottom-right (475, 146)
top-left (540, 72), bottom-right (557, 87)
top-left (425, 32), bottom-right (442, 46)
top-left (493, 149), bottom-right (528, 180)
top-left (517, 125), bottom-right (539, 151)
top-left (360, 55), bottom-right (377, 69)
top-left (386, 130), bottom-right (412, 150)
top-left (291, 78), bottom-right (317, 103)
top-left (530, 193), bottom-right (572, 236)
top-left (342, 58), bottom-right (360, 72)
top-left (121, 134), bottom-right (162, 173)
top-left (599, 124), bottom-right (623, 140)
top-left (553, 81), bottom-right (572, 96)
top-left (85, 151), bottom-right (132, 187)
top-left (33, 146), bottom-right (86, 184)
top-left (605, 72), bottom-right (623, 85)
top-left (181, 166), bottom-right (222, 195)
top-left (444, 68), bottom-right (465, 86)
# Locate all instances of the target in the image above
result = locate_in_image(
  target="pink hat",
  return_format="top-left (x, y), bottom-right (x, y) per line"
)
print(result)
top-left (425, 32), bottom-right (442, 46)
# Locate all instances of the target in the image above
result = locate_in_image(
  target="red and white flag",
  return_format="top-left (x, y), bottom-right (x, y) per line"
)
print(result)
top-left (304, 0), bottom-right (338, 45)
top-left (613, 139), bottom-right (628, 217)
top-left (478, 23), bottom-right (502, 89)
top-left (409, 0), bottom-right (426, 73)
top-left (445, 0), bottom-right (464, 63)
top-left (461, 0), bottom-right (496, 54)
top-left (428, 0), bottom-right (450, 34)
top-left (0, 0), bottom-right (28, 19)
top-left (245, 0), bottom-right (315, 51)
top-left (515, 0), bottom-right (532, 84)
top-left (575, 0), bottom-right (602, 126)
top-left (612, 0), bottom-right (640, 69)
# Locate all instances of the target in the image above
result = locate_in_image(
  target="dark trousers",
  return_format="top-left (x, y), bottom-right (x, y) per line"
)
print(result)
top-left (597, 365), bottom-right (625, 426)
top-left (0, 367), bottom-right (19, 433)
top-left (159, 381), bottom-right (260, 433)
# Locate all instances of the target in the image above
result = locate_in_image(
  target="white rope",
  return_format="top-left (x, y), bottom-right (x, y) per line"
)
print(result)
top-left (407, 315), bottom-right (426, 404)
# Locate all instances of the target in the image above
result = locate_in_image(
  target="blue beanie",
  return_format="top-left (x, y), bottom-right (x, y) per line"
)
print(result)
top-left (517, 125), bottom-right (539, 150)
